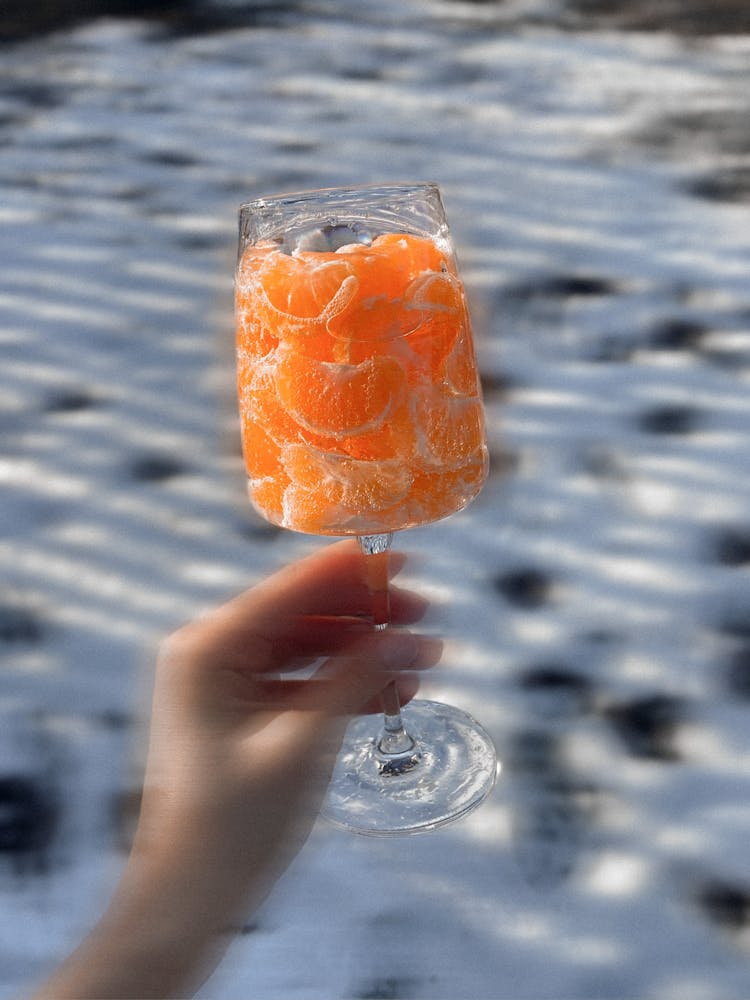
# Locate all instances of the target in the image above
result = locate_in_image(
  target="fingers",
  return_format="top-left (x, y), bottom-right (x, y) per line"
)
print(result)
top-left (295, 630), bottom-right (444, 718)
top-left (176, 541), bottom-right (428, 676)
top-left (232, 629), bottom-right (443, 714)
top-left (257, 585), bottom-right (430, 673)
top-left (389, 584), bottom-right (429, 626)
top-left (355, 634), bottom-right (443, 714)
top-left (227, 540), bottom-right (407, 635)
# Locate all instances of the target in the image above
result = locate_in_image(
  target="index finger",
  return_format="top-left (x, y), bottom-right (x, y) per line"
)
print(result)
top-left (179, 540), bottom-right (412, 673)
top-left (239, 540), bottom-right (406, 630)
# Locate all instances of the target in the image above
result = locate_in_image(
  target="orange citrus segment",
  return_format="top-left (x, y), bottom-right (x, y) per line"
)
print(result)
top-left (239, 416), bottom-right (282, 479)
top-left (327, 234), bottom-right (451, 358)
top-left (235, 312), bottom-right (278, 362)
top-left (331, 453), bottom-right (412, 513)
top-left (409, 452), bottom-right (488, 521)
top-left (235, 229), bottom-right (487, 534)
top-left (327, 293), bottom-right (420, 356)
top-left (415, 389), bottom-right (485, 468)
top-left (237, 248), bottom-right (357, 362)
top-left (400, 271), bottom-right (464, 375)
top-left (247, 475), bottom-right (287, 523)
top-left (263, 254), bottom-right (358, 320)
top-left (282, 443), bottom-right (340, 492)
top-left (281, 484), bottom-right (339, 533)
top-left (443, 324), bottom-right (482, 396)
top-left (336, 395), bottom-right (416, 461)
top-left (274, 349), bottom-right (405, 438)
top-left (369, 232), bottom-right (447, 279)
top-left (282, 443), bottom-right (412, 513)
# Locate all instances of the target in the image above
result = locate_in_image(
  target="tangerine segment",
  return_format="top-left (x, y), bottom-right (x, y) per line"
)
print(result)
top-left (282, 443), bottom-right (341, 493)
top-left (327, 234), bottom-right (451, 352)
top-left (327, 292), bottom-right (421, 356)
top-left (282, 442), bottom-right (412, 516)
top-left (235, 241), bottom-right (276, 284)
top-left (239, 363), bottom-right (301, 446)
top-left (274, 350), bottom-right (406, 438)
top-left (369, 232), bottom-right (448, 281)
top-left (240, 360), bottom-right (409, 464)
top-left (339, 271), bottom-right (467, 376)
top-left (336, 395), bottom-right (417, 462)
top-left (336, 234), bottom-right (443, 300)
top-left (239, 416), bottom-right (282, 480)
top-left (400, 271), bottom-right (465, 375)
top-left (415, 389), bottom-right (486, 469)
top-left (263, 254), bottom-right (358, 320)
top-left (237, 248), bottom-right (357, 363)
top-left (247, 474), bottom-right (287, 525)
top-left (236, 309), bottom-right (278, 362)
top-left (328, 452), bottom-right (413, 513)
top-left (443, 323), bottom-right (482, 397)
top-left (408, 451), bottom-right (488, 522)
top-left (236, 247), bottom-right (281, 361)
top-left (282, 484), bottom-right (342, 534)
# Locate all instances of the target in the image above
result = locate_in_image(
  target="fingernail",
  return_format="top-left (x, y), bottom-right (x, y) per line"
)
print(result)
top-left (376, 631), bottom-right (418, 668)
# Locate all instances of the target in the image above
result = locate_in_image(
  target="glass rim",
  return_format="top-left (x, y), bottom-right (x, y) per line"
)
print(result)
top-left (238, 180), bottom-right (440, 215)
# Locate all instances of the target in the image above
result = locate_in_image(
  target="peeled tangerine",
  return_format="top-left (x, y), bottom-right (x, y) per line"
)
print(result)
top-left (235, 231), bottom-right (488, 534)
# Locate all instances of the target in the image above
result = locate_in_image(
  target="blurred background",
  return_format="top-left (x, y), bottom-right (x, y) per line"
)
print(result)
top-left (1, 2), bottom-right (750, 998)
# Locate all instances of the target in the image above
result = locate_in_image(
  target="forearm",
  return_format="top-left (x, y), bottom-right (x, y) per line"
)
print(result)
top-left (30, 858), bottom-right (239, 1000)
top-left (31, 802), bottom-right (276, 1000)
top-left (32, 905), bottom-right (219, 999)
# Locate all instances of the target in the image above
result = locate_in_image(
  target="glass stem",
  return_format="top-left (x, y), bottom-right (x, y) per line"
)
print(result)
top-left (358, 534), bottom-right (419, 765)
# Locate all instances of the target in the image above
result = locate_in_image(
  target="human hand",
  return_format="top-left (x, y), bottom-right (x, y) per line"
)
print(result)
top-left (34, 540), bottom-right (439, 998)
top-left (134, 538), bottom-right (439, 898)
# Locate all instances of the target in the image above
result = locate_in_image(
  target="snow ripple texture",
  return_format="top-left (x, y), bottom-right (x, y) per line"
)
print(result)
top-left (1, 2), bottom-right (750, 998)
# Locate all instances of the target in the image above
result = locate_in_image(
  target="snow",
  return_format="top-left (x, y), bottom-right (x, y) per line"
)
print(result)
top-left (1, 2), bottom-right (750, 997)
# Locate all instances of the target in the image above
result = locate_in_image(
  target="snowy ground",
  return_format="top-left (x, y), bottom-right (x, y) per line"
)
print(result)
top-left (1, 2), bottom-right (750, 997)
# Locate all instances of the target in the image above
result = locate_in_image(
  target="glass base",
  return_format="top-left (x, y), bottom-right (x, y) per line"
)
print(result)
top-left (321, 699), bottom-right (499, 836)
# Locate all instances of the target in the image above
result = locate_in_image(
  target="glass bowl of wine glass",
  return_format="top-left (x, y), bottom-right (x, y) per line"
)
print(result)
top-left (235, 182), bottom-right (498, 835)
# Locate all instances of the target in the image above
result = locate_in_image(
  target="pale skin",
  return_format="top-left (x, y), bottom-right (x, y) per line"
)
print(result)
top-left (32, 540), bottom-right (440, 999)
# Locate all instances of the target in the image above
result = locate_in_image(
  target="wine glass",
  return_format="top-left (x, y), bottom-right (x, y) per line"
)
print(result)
top-left (234, 182), bottom-right (497, 835)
